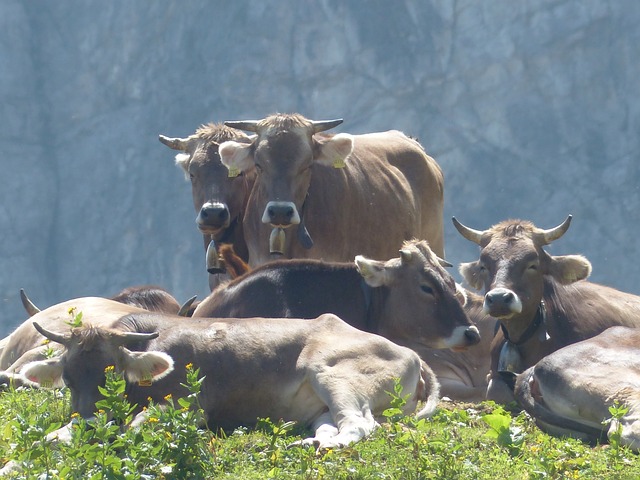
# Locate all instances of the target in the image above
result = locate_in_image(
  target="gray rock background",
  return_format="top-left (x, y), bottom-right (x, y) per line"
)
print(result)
top-left (1, 1), bottom-right (639, 336)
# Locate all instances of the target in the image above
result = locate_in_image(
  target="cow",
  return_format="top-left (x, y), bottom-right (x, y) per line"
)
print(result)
top-left (159, 123), bottom-right (255, 289)
top-left (453, 214), bottom-right (640, 403)
top-left (514, 326), bottom-right (640, 450)
top-left (0, 297), bottom-right (146, 373)
top-left (194, 239), bottom-right (490, 401)
top-left (217, 113), bottom-right (445, 267)
top-left (19, 285), bottom-right (195, 317)
top-left (10, 305), bottom-right (439, 452)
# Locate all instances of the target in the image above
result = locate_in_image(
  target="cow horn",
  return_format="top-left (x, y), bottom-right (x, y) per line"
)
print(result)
top-left (399, 249), bottom-right (412, 264)
top-left (224, 120), bottom-right (260, 133)
top-left (452, 217), bottom-right (484, 245)
top-left (437, 257), bottom-right (453, 268)
top-left (32, 321), bottom-right (70, 347)
top-left (177, 295), bottom-right (197, 317)
top-left (158, 134), bottom-right (189, 151)
top-left (311, 119), bottom-right (343, 134)
top-left (112, 331), bottom-right (160, 348)
top-left (20, 289), bottom-right (41, 316)
top-left (540, 215), bottom-right (572, 244)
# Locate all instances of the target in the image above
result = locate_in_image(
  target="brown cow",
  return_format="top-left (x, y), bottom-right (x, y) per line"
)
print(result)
top-left (453, 215), bottom-right (640, 403)
top-left (159, 123), bottom-right (254, 289)
top-left (194, 240), bottom-right (488, 400)
top-left (2, 300), bottom-right (439, 454)
top-left (514, 326), bottom-right (640, 449)
top-left (218, 113), bottom-right (445, 266)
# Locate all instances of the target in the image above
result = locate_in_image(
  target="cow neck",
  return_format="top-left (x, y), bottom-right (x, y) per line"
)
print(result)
top-left (500, 300), bottom-right (547, 346)
top-left (361, 281), bottom-right (385, 334)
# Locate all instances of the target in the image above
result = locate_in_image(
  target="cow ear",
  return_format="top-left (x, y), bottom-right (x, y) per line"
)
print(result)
top-left (175, 153), bottom-right (191, 179)
top-left (21, 358), bottom-right (65, 388)
top-left (218, 141), bottom-right (254, 177)
top-left (455, 283), bottom-right (469, 306)
top-left (459, 262), bottom-right (484, 291)
top-left (355, 255), bottom-right (390, 287)
top-left (548, 254), bottom-right (592, 284)
top-left (314, 133), bottom-right (354, 168)
top-left (120, 349), bottom-right (175, 384)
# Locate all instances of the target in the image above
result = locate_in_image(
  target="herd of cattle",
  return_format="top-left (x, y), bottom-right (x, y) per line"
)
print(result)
top-left (3, 113), bottom-right (640, 461)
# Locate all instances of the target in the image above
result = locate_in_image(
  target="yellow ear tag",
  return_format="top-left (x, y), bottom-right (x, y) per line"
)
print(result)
top-left (138, 374), bottom-right (153, 387)
top-left (228, 167), bottom-right (240, 178)
top-left (333, 158), bottom-right (346, 169)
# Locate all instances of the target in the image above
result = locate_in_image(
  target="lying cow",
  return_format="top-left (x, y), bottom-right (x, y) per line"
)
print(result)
top-left (159, 123), bottom-right (255, 289)
top-left (194, 240), bottom-right (491, 401)
top-left (454, 215), bottom-right (640, 403)
top-left (19, 285), bottom-right (195, 318)
top-left (514, 326), bottom-right (640, 449)
top-left (16, 308), bottom-right (439, 451)
top-left (219, 113), bottom-right (445, 265)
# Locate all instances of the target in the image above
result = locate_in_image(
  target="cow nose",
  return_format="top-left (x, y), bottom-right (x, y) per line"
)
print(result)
top-left (485, 288), bottom-right (515, 307)
top-left (197, 202), bottom-right (230, 229)
top-left (484, 287), bottom-right (523, 316)
top-left (464, 325), bottom-right (481, 345)
top-left (262, 201), bottom-right (301, 226)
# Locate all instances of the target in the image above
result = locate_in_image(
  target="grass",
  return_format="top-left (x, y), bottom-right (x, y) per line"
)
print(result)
top-left (0, 367), bottom-right (638, 479)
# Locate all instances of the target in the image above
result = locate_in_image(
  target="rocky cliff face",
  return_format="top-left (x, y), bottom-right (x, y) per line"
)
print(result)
top-left (1, 1), bottom-right (639, 335)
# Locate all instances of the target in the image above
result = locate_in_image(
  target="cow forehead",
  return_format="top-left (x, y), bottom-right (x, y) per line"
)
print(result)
top-left (257, 127), bottom-right (312, 158)
top-left (481, 233), bottom-right (541, 263)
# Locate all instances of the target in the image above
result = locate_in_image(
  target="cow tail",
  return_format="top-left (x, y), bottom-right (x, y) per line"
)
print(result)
top-left (414, 360), bottom-right (440, 420)
top-left (219, 244), bottom-right (250, 278)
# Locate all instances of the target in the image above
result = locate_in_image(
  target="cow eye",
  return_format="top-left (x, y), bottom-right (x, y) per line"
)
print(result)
top-left (255, 164), bottom-right (263, 173)
top-left (421, 285), bottom-right (434, 295)
top-left (528, 263), bottom-right (538, 271)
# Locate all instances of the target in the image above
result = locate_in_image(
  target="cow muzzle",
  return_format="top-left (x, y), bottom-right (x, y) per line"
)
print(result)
top-left (197, 202), bottom-right (230, 233)
top-left (448, 325), bottom-right (481, 351)
top-left (262, 201), bottom-right (300, 227)
top-left (484, 287), bottom-right (523, 318)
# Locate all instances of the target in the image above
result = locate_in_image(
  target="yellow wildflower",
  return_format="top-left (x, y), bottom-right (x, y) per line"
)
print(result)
top-left (104, 365), bottom-right (115, 373)
top-left (185, 363), bottom-right (193, 370)
top-left (164, 393), bottom-right (172, 401)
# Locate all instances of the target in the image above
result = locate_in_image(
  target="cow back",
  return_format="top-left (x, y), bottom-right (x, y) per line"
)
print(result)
top-left (244, 130), bottom-right (444, 265)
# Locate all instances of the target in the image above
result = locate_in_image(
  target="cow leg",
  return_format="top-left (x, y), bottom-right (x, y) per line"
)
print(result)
top-left (307, 376), bottom-right (380, 448)
top-left (611, 413), bottom-right (640, 450)
top-left (326, 409), bottom-right (378, 449)
top-left (289, 411), bottom-right (340, 449)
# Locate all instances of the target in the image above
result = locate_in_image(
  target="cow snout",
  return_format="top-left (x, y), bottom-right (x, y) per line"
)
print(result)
top-left (197, 202), bottom-right (230, 232)
top-left (262, 201), bottom-right (301, 227)
top-left (464, 325), bottom-right (481, 345)
top-left (484, 287), bottom-right (523, 318)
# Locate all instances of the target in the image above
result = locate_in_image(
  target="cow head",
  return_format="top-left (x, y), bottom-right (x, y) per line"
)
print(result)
top-left (355, 239), bottom-right (480, 350)
top-left (159, 124), bottom-right (255, 242)
top-left (453, 215), bottom-right (592, 337)
top-left (218, 114), bottom-right (352, 245)
top-left (21, 322), bottom-right (173, 419)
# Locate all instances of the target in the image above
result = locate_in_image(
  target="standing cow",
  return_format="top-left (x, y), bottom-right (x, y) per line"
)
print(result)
top-left (453, 215), bottom-right (640, 403)
top-left (217, 113), bottom-right (445, 266)
top-left (6, 301), bottom-right (439, 452)
top-left (159, 123), bottom-right (254, 289)
top-left (194, 240), bottom-right (490, 400)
